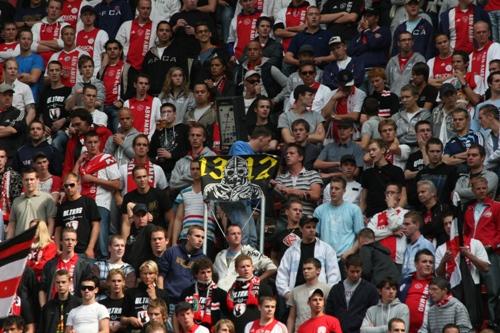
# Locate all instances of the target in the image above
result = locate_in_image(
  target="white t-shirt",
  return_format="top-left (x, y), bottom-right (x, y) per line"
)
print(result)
top-left (323, 180), bottom-right (362, 205)
top-left (91, 109), bottom-right (108, 127)
top-left (82, 153), bottom-right (121, 210)
top-left (11, 79), bottom-right (34, 112)
top-left (66, 302), bottom-right (109, 333)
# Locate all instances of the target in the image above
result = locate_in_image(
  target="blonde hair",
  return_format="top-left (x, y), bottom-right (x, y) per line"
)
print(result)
top-left (140, 260), bottom-right (159, 275)
top-left (160, 67), bottom-right (190, 98)
top-left (214, 319), bottom-right (235, 333)
top-left (32, 220), bottom-right (53, 249)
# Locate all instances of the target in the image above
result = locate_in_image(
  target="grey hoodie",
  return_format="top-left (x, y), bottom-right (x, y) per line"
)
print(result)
top-left (361, 298), bottom-right (410, 333)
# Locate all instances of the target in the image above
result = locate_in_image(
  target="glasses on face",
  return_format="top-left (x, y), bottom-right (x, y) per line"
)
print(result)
top-left (80, 285), bottom-right (96, 291)
top-left (301, 71), bottom-right (315, 76)
top-left (64, 183), bottom-right (76, 189)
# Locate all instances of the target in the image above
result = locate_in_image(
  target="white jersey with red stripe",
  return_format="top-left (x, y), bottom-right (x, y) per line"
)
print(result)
top-left (76, 28), bottom-right (109, 73)
top-left (46, 47), bottom-right (90, 87)
top-left (31, 18), bottom-right (69, 51)
top-left (427, 55), bottom-right (453, 81)
top-left (115, 19), bottom-right (157, 69)
top-left (367, 207), bottom-right (408, 264)
top-left (469, 42), bottom-right (500, 89)
top-left (0, 42), bottom-right (20, 62)
top-left (123, 95), bottom-right (161, 139)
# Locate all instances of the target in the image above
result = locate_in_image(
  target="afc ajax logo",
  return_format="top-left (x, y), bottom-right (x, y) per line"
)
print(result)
top-left (88, 38), bottom-right (95, 44)
top-left (71, 7), bottom-right (78, 14)
top-left (414, 282), bottom-right (423, 289)
top-left (445, 64), bottom-right (452, 72)
top-left (137, 104), bottom-right (145, 111)
top-left (244, 18), bottom-right (252, 25)
top-left (64, 56), bottom-right (71, 62)
top-left (46, 25), bottom-right (54, 33)
top-left (137, 28), bottom-right (145, 36)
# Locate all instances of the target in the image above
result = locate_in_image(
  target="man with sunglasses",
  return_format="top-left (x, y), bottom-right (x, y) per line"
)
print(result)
top-left (55, 172), bottom-right (101, 259)
top-left (66, 275), bottom-right (110, 333)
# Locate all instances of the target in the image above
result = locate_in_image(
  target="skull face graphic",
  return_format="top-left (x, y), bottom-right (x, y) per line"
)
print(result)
top-left (223, 156), bottom-right (249, 186)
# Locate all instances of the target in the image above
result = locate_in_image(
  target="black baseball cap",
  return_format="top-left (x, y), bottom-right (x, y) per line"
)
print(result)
top-left (132, 203), bottom-right (148, 215)
top-left (299, 216), bottom-right (319, 227)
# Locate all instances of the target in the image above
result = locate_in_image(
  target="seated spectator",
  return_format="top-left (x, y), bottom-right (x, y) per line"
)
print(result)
top-left (401, 211), bottom-right (435, 278)
top-left (241, 71), bottom-right (264, 114)
top-left (360, 97), bottom-right (382, 150)
top-left (99, 269), bottom-right (127, 332)
top-left (104, 108), bottom-right (140, 166)
top-left (321, 36), bottom-right (364, 90)
top-left (391, 0), bottom-right (434, 60)
top-left (427, 34), bottom-right (454, 88)
top-left (204, 56), bottom-right (236, 98)
top-left (391, 84), bottom-right (431, 147)
top-left (226, 254), bottom-right (273, 332)
top-left (367, 68), bottom-right (400, 118)
top-left (411, 62), bottom-right (438, 111)
top-left (65, 56), bottom-right (105, 110)
top-left (432, 84), bottom-right (459, 144)
top-left (348, 8), bottom-right (391, 70)
top-left (422, 277), bottom-right (473, 333)
top-left (285, 62), bottom-right (331, 114)
top-left (443, 51), bottom-right (484, 106)
top-left (27, 219), bottom-right (57, 282)
top-left (244, 296), bottom-right (286, 333)
top-left (178, 258), bottom-right (228, 330)
top-left (279, 119), bottom-right (320, 171)
top-left (121, 260), bottom-right (169, 331)
top-left (367, 183), bottom-right (408, 267)
top-left (95, 235), bottom-right (136, 292)
top-left (357, 228), bottom-right (402, 285)
top-left (0, 83), bottom-right (27, 160)
top-left (297, 288), bottom-right (342, 333)
top-left (66, 275), bottom-right (110, 333)
top-left (158, 67), bottom-right (195, 125)
top-left (143, 299), bottom-right (169, 332)
top-left (314, 119), bottom-right (364, 179)
top-left (214, 224), bottom-right (277, 292)
top-left (360, 278), bottom-right (410, 333)
top-left (277, 216), bottom-right (340, 301)
top-left (361, 139), bottom-right (406, 217)
top-left (325, 254), bottom-right (379, 333)
top-left (2, 58), bottom-right (36, 123)
top-left (279, 85), bottom-right (325, 144)
top-left (386, 32), bottom-right (425, 94)
top-left (322, 155), bottom-right (363, 205)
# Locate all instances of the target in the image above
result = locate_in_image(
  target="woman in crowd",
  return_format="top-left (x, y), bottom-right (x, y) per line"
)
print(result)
top-left (27, 219), bottom-right (56, 281)
top-left (159, 67), bottom-right (195, 125)
top-left (205, 56), bottom-right (236, 98)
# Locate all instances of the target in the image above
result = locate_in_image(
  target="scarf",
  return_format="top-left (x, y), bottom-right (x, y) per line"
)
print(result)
top-left (436, 293), bottom-right (452, 307)
top-left (226, 276), bottom-right (260, 317)
top-left (190, 281), bottom-right (217, 326)
top-left (79, 153), bottom-right (117, 197)
top-left (0, 170), bottom-right (11, 221)
top-left (249, 319), bottom-right (279, 333)
top-left (445, 236), bottom-right (471, 280)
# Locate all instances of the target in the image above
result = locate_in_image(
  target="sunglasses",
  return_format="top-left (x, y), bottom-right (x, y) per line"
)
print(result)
top-left (80, 285), bottom-right (96, 291)
top-left (301, 71), bottom-right (315, 76)
top-left (64, 183), bottom-right (76, 189)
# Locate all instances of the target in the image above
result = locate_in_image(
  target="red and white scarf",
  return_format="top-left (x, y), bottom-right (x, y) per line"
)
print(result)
top-left (249, 319), bottom-right (280, 333)
top-left (0, 170), bottom-right (11, 222)
top-left (227, 276), bottom-right (260, 315)
top-left (79, 153), bottom-right (117, 198)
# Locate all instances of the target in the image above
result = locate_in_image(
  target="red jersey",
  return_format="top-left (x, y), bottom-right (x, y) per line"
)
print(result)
top-left (282, 3), bottom-right (308, 51)
top-left (0, 42), bottom-right (18, 81)
top-left (234, 11), bottom-right (261, 59)
top-left (453, 6), bottom-right (474, 53)
top-left (127, 95), bottom-right (155, 134)
top-left (76, 28), bottom-right (99, 57)
top-left (431, 55), bottom-right (453, 80)
top-left (405, 278), bottom-right (431, 333)
top-left (61, 0), bottom-right (83, 27)
top-left (127, 19), bottom-right (152, 70)
top-left (471, 41), bottom-right (493, 80)
top-left (102, 61), bottom-right (125, 105)
top-left (38, 21), bottom-right (65, 64)
top-left (55, 49), bottom-right (82, 87)
top-left (297, 314), bottom-right (343, 333)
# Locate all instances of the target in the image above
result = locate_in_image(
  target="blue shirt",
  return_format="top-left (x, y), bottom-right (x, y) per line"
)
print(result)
top-left (402, 235), bottom-right (435, 278)
top-left (229, 141), bottom-right (255, 156)
top-left (313, 201), bottom-right (364, 256)
top-left (444, 131), bottom-right (483, 156)
top-left (288, 29), bottom-right (333, 59)
top-left (16, 53), bottom-right (44, 102)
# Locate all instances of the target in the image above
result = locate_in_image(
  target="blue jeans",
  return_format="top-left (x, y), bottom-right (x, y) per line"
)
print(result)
top-left (104, 105), bottom-right (120, 133)
top-left (216, 4), bottom-right (234, 43)
top-left (52, 130), bottom-right (68, 155)
top-left (97, 206), bottom-right (110, 258)
top-left (489, 11), bottom-right (500, 42)
top-left (220, 200), bottom-right (257, 247)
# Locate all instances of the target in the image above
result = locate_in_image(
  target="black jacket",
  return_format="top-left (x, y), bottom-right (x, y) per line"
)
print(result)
top-left (360, 242), bottom-right (401, 285)
top-left (325, 279), bottom-right (379, 333)
top-left (39, 294), bottom-right (81, 333)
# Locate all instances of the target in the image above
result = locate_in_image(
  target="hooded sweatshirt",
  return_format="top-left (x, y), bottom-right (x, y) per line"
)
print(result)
top-left (360, 241), bottom-right (402, 286)
top-left (361, 298), bottom-right (410, 333)
top-left (420, 296), bottom-right (473, 333)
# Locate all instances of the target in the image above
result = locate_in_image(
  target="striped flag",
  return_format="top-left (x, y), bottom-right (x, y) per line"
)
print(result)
top-left (0, 227), bottom-right (36, 319)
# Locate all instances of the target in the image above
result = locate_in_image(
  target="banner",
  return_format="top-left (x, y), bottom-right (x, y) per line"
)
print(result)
top-left (200, 155), bottom-right (279, 201)
top-left (0, 227), bottom-right (36, 319)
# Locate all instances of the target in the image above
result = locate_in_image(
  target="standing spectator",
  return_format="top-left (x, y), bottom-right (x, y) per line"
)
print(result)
top-left (439, 0), bottom-right (490, 54)
top-left (385, 32), bottom-right (425, 94)
top-left (480, 104), bottom-right (500, 171)
top-left (204, 57), bottom-right (236, 98)
top-left (325, 254), bottom-right (379, 333)
top-left (123, 74), bottom-right (161, 138)
top-left (116, 0), bottom-right (157, 71)
top-left (240, 17), bottom-right (282, 69)
top-left (79, 84), bottom-right (107, 126)
top-left (66, 275), bottom-right (110, 333)
top-left (369, 118), bottom-right (410, 171)
top-left (367, 68), bottom-right (400, 118)
top-left (7, 169), bottom-right (57, 238)
top-left (321, 155), bottom-right (363, 204)
top-left (360, 278), bottom-right (410, 333)
top-left (76, 6), bottom-right (108, 74)
top-left (244, 297), bottom-right (287, 333)
top-left (469, 21), bottom-right (500, 89)
top-left (427, 34), bottom-right (454, 88)
top-left (432, 84), bottom-right (458, 144)
top-left (65, 56), bottom-right (105, 110)
top-left (421, 277), bottom-right (473, 333)
top-left (15, 0), bottom-right (46, 27)
top-left (273, 0), bottom-right (311, 54)
top-left (2, 59), bottom-right (36, 123)
top-left (99, 269), bottom-right (127, 332)
top-left (281, 119), bottom-right (321, 171)
top-left (55, 172), bottom-right (101, 258)
top-left (297, 289), bottom-right (343, 333)
top-left (95, 235), bottom-right (136, 291)
top-left (0, 84), bottom-right (27, 159)
top-left (320, 0), bottom-right (363, 42)
top-left (227, 0), bottom-right (261, 61)
top-left (16, 29), bottom-right (44, 103)
top-left (271, 199), bottom-right (303, 263)
top-left (104, 107), bottom-right (140, 166)
top-left (94, 0), bottom-right (133, 39)
top-left (399, 249), bottom-right (434, 333)
top-left (401, 211), bottom-right (435, 278)
top-left (33, 153), bottom-right (62, 202)
top-left (286, 258), bottom-right (332, 333)
top-left (39, 269), bottom-right (82, 333)
top-left (444, 51), bottom-right (484, 104)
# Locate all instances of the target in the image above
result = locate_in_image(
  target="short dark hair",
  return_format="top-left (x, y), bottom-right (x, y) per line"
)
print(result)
top-left (488, 71), bottom-right (500, 85)
top-left (82, 84), bottom-right (97, 94)
top-left (105, 39), bottom-right (123, 51)
top-left (291, 119), bottom-right (310, 132)
top-left (377, 277), bottom-right (398, 289)
top-left (452, 50), bottom-right (469, 64)
top-left (330, 176), bottom-right (347, 189)
top-left (293, 84), bottom-right (314, 100)
top-left (430, 276), bottom-right (450, 291)
top-left (358, 228), bottom-right (375, 240)
top-left (133, 134), bottom-right (149, 146)
top-left (345, 254), bottom-right (363, 268)
top-left (412, 62), bottom-right (430, 81)
top-left (78, 54), bottom-right (94, 69)
top-left (70, 108), bottom-right (93, 125)
top-left (22, 168), bottom-right (38, 177)
top-left (250, 126), bottom-right (272, 139)
top-left (401, 84), bottom-right (419, 97)
top-left (161, 102), bottom-right (176, 112)
top-left (303, 257), bottom-right (321, 269)
top-left (80, 274), bottom-right (99, 288)
top-left (442, 323), bottom-right (460, 333)
top-left (157, 20), bottom-right (171, 30)
top-left (362, 97), bottom-right (379, 116)
top-left (84, 130), bottom-right (99, 141)
top-left (425, 137), bottom-right (443, 151)
top-left (415, 120), bottom-right (432, 132)
top-left (135, 72), bottom-right (151, 83)
top-left (256, 16), bottom-right (273, 26)
top-left (415, 248), bottom-right (434, 262)
top-left (2, 316), bottom-right (24, 330)
top-left (191, 258), bottom-right (213, 276)
top-left (286, 143), bottom-right (305, 158)
top-left (47, 60), bottom-right (63, 69)
top-left (479, 104), bottom-right (499, 120)
top-left (404, 211), bottom-right (423, 227)
top-left (468, 143), bottom-right (486, 157)
top-left (388, 318), bottom-right (405, 331)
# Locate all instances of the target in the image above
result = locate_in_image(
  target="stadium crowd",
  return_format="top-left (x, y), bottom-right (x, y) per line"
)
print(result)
top-left (0, 0), bottom-right (499, 331)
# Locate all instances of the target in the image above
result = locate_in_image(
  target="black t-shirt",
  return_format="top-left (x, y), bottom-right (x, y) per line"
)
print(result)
top-left (321, 0), bottom-right (363, 41)
top-left (100, 296), bottom-right (125, 329)
top-left (121, 188), bottom-right (172, 230)
top-left (416, 163), bottom-right (458, 204)
top-left (405, 150), bottom-right (425, 208)
top-left (0, 106), bottom-right (26, 158)
top-left (295, 240), bottom-right (316, 287)
top-left (14, 4), bottom-right (46, 23)
top-left (149, 124), bottom-right (190, 176)
top-left (56, 195), bottom-right (101, 254)
top-left (272, 227), bottom-right (302, 262)
top-left (122, 284), bottom-right (169, 324)
top-left (170, 10), bottom-right (215, 57)
top-left (39, 85), bottom-right (71, 127)
top-left (369, 89), bottom-right (400, 118)
top-left (417, 85), bottom-right (438, 110)
top-left (361, 164), bottom-right (405, 217)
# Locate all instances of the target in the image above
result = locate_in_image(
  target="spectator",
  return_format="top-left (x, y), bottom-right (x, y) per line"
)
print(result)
top-left (39, 269), bottom-right (82, 333)
top-left (79, 84), bottom-right (108, 126)
top-left (387, 318), bottom-right (407, 333)
top-left (477, 72), bottom-right (500, 114)
top-left (2, 59), bottom-right (36, 123)
top-left (0, 83), bottom-right (27, 159)
top-left (286, 258), bottom-right (332, 333)
top-left (66, 275), bottom-right (110, 333)
top-left (360, 139), bottom-right (406, 217)
top-left (94, 0), bottom-right (133, 39)
top-left (415, 179), bottom-right (449, 245)
top-left (123, 73), bottom-right (161, 138)
top-left (444, 51), bottom-right (484, 105)
top-left (76, 6), bottom-right (108, 75)
top-left (27, 219), bottom-right (57, 281)
top-left (16, 28), bottom-right (44, 103)
top-left (99, 269), bottom-right (127, 332)
top-left (7, 168), bottom-right (57, 238)
top-left (245, 97), bottom-right (280, 152)
top-left (360, 278), bottom-right (410, 333)
top-left (320, 0), bottom-right (363, 42)
top-left (15, 0), bottom-right (46, 28)
top-left (241, 17), bottom-right (283, 69)
top-left (244, 296), bottom-right (287, 333)
top-left (359, 97), bottom-right (382, 150)
top-left (432, 84), bottom-right (458, 144)
top-left (348, 8), bottom-right (392, 70)
top-left (321, 36), bottom-right (364, 90)
top-left (32, 152), bottom-right (61, 202)
top-left (65, 56), bottom-right (106, 111)
top-left (276, 216), bottom-right (341, 301)
top-left (367, 68), bottom-right (401, 118)
top-left (142, 299), bottom-right (168, 332)
top-left (454, 144), bottom-right (498, 205)
top-left (367, 183), bottom-right (408, 268)
top-left (421, 277), bottom-right (473, 333)
top-left (480, 104), bottom-right (500, 171)
top-left (116, 0), bottom-right (157, 71)
top-left (271, 199), bottom-right (303, 263)
top-left (374, 118), bottom-right (411, 170)
top-left (273, 0), bottom-right (311, 54)
top-left (401, 211), bottom-right (435, 278)
top-left (204, 57), bottom-right (236, 98)
top-left (325, 254), bottom-right (379, 333)
top-left (411, 63), bottom-right (438, 111)
top-left (297, 288), bottom-right (342, 333)
top-left (122, 204), bottom-right (156, 269)
top-left (280, 119), bottom-right (320, 170)
top-left (158, 67), bottom-right (196, 125)
top-left (175, 302), bottom-right (210, 333)
top-left (104, 107), bottom-right (139, 166)
top-left (150, 226), bottom-right (169, 261)
top-left (427, 34), bottom-right (454, 88)
top-left (214, 224), bottom-right (277, 292)
top-left (386, 32), bottom-right (425, 94)
top-left (95, 235), bottom-right (136, 291)
top-left (321, 154), bottom-right (363, 205)
top-left (0, 147), bottom-right (22, 224)
top-left (183, 82), bottom-right (218, 146)
top-left (399, 249), bottom-right (434, 333)
top-left (469, 21), bottom-right (500, 89)
top-left (227, 0), bottom-right (262, 61)
top-left (55, 172), bottom-right (101, 258)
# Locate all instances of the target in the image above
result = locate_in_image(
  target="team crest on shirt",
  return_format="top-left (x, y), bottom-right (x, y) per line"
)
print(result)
top-left (234, 303), bottom-right (246, 317)
top-left (108, 69), bottom-right (116, 76)
top-left (244, 18), bottom-right (252, 25)
top-left (317, 327), bottom-right (327, 333)
top-left (46, 26), bottom-right (53, 33)
top-left (137, 29), bottom-right (144, 36)
top-left (484, 210), bottom-right (492, 218)
top-left (64, 56), bottom-right (71, 62)
top-left (88, 38), bottom-right (94, 44)
top-left (71, 7), bottom-right (78, 13)
top-left (137, 104), bottom-right (145, 111)
top-left (415, 283), bottom-right (423, 289)
top-left (445, 65), bottom-right (452, 71)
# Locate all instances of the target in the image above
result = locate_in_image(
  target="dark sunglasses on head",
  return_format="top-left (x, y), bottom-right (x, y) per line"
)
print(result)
top-left (80, 285), bottom-right (96, 291)
top-left (64, 183), bottom-right (76, 189)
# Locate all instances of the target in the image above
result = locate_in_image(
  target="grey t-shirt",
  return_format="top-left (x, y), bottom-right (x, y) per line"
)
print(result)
top-left (361, 116), bottom-right (381, 140)
top-left (278, 110), bottom-right (325, 133)
top-left (287, 282), bottom-right (331, 333)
